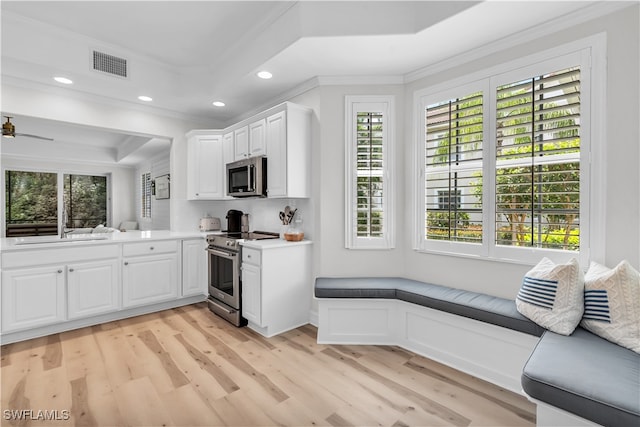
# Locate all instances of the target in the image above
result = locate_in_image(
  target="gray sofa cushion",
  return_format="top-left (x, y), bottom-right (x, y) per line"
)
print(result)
top-left (314, 277), bottom-right (544, 337)
top-left (522, 327), bottom-right (640, 427)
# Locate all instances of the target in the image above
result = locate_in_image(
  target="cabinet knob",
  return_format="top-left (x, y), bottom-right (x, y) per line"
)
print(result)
top-left (150, 246), bottom-right (154, 250)
top-left (69, 268), bottom-right (74, 272)
top-left (247, 254), bottom-right (252, 259)
top-left (57, 269), bottom-right (63, 274)
top-left (124, 262), bottom-right (129, 266)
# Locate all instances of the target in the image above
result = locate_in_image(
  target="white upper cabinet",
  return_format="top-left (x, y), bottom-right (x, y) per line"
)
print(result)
top-left (248, 118), bottom-right (266, 157)
top-left (233, 126), bottom-right (249, 160)
top-left (187, 132), bottom-right (224, 200)
top-left (187, 102), bottom-right (312, 199)
top-left (235, 119), bottom-right (266, 160)
top-left (265, 104), bottom-right (311, 198)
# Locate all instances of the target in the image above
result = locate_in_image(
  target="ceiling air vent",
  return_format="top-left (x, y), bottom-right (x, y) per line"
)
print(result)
top-left (92, 50), bottom-right (128, 78)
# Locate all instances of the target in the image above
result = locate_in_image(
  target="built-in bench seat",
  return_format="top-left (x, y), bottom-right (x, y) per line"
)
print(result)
top-left (522, 327), bottom-right (640, 427)
top-left (315, 276), bottom-right (640, 427)
top-left (315, 277), bottom-right (545, 337)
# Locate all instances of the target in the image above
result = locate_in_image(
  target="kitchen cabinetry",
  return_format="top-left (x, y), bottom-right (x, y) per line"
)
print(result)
top-left (182, 238), bottom-right (207, 297)
top-left (67, 259), bottom-right (119, 319)
top-left (1, 244), bottom-right (120, 332)
top-left (240, 242), bottom-right (312, 337)
top-left (0, 235), bottom-right (207, 344)
top-left (265, 105), bottom-right (311, 198)
top-left (234, 119), bottom-right (266, 160)
top-left (186, 102), bottom-right (311, 199)
top-left (122, 241), bottom-right (179, 308)
top-left (1, 265), bottom-right (66, 332)
top-left (187, 132), bottom-right (225, 200)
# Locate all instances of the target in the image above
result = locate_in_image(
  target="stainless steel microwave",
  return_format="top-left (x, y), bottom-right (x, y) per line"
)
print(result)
top-left (226, 156), bottom-right (267, 198)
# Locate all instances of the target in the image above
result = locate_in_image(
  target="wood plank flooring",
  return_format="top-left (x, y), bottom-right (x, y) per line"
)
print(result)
top-left (1, 303), bottom-right (536, 426)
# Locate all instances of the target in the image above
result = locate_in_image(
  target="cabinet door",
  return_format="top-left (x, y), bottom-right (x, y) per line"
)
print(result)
top-left (265, 111), bottom-right (287, 197)
top-left (188, 135), bottom-right (224, 199)
top-left (234, 126), bottom-right (249, 160)
top-left (248, 119), bottom-right (266, 157)
top-left (182, 239), bottom-right (207, 297)
top-left (241, 263), bottom-right (261, 326)
top-left (67, 259), bottom-right (119, 319)
top-left (122, 254), bottom-right (178, 308)
top-left (1, 266), bottom-right (65, 332)
top-left (222, 132), bottom-right (234, 198)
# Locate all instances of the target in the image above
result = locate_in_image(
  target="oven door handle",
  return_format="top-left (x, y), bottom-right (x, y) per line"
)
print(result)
top-left (207, 247), bottom-right (238, 260)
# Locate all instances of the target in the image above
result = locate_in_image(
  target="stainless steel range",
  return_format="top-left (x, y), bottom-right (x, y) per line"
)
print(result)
top-left (206, 231), bottom-right (278, 326)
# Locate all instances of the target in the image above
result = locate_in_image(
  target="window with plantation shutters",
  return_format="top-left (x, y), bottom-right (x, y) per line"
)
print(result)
top-left (495, 67), bottom-right (581, 251)
top-left (415, 42), bottom-right (601, 264)
top-left (345, 96), bottom-right (395, 249)
top-left (141, 172), bottom-right (152, 218)
top-left (425, 92), bottom-right (483, 244)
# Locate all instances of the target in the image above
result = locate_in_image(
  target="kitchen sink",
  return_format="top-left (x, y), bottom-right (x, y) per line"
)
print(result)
top-left (13, 235), bottom-right (109, 245)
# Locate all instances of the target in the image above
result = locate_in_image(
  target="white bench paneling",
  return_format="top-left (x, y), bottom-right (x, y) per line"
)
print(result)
top-left (317, 298), bottom-right (539, 394)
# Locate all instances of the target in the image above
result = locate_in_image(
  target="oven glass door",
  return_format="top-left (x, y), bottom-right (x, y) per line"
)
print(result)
top-left (207, 248), bottom-right (240, 309)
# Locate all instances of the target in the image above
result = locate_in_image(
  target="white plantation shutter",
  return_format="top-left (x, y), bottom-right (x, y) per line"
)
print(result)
top-left (141, 172), bottom-right (152, 218)
top-left (345, 96), bottom-right (395, 249)
top-left (425, 92), bottom-right (484, 244)
top-left (495, 66), bottom-right (581, 250)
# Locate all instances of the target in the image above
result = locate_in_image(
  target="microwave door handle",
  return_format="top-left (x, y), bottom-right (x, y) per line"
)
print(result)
top-left (248, 164), bottom-right (255, 191)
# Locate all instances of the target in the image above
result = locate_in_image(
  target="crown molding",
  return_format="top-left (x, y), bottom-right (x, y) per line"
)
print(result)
top-left (404, 1), bottom-right (634, 83)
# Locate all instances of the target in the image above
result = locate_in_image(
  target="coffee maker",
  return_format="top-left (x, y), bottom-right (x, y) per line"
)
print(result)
top-left (225, 209), bottom-right (243, 233)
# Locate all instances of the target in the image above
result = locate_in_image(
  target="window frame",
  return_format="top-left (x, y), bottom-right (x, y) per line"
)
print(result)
top-left (2, 167), bottom-right (112, 237)
top-left (345, 95), bottom-right (395, 250)
top-left (413, 35), bottom-right (605, 266)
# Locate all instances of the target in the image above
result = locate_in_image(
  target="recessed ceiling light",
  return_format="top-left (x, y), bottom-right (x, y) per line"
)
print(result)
top-left (138, 95), bottom-right (153, 102)
top-left (257, 70), bottom-right (273, 79)
top-left (212, 101), bottom-right (226, 107)
top-left (53, 76), bottom-right (73, 85)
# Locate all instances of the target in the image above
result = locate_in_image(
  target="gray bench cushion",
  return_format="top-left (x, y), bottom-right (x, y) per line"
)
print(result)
top-left (396, 280), bottom-right (545, 337)
top-left (522, 327), bottom-right (640, 427)
top-left (314, 277), bottom-right (544, 337)
top-left (314, 277), bottom-right (401, 299)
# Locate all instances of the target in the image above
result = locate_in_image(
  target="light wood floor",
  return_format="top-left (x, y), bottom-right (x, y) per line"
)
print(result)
top-left (1, 303), bottom-right (536, 426)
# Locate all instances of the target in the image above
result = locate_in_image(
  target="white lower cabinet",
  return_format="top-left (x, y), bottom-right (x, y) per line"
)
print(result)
top-left (182, 239), bottom-right (207, 297)
top-left (1, 265), bottom-right (66, 332)
top-left (241, 243), bottom-right (311, 337)
top-left (240, 262), bottom-right (261, 325)
top-left (67, 259), bottom-right (119, 319)
top-left (122, 253), bottom-right (178, 308)
top-left (0, 237), bottom-right (205, 343)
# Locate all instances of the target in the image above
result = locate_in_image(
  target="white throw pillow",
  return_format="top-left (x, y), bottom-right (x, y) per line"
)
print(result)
top-left (516, 257), bottom-right (584, 335)
top-left (580, 260), bottom-right (640, 353)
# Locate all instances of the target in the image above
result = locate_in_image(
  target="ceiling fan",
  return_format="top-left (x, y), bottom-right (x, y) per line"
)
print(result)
top-left (2, 116), bottom-right (54, 141)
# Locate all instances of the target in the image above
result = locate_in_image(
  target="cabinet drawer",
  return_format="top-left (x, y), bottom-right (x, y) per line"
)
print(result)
top-left (123, 240), bottom-right (178, 257)
top-left (242, 247), bottom-right (261, 265)
top-left (2, 244), bottom-right (119, 269)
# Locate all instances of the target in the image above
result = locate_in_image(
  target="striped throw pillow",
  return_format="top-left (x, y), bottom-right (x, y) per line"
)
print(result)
top-left (516, 257), bottom-right (584, 335)
top-left (580, 261), bottom-right (640, 353)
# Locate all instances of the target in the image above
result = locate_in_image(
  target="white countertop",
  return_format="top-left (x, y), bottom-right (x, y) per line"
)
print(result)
top-left (0, 230), bottom-right (206, 252)
top-left (240, 238), bottom-right (312, 249)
